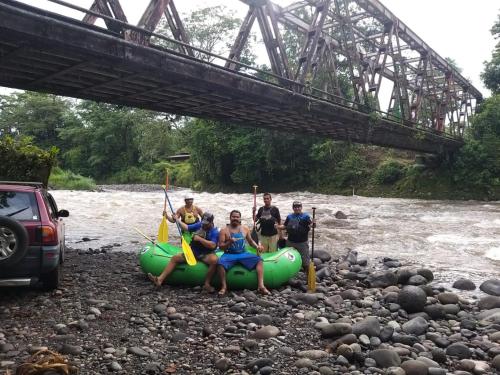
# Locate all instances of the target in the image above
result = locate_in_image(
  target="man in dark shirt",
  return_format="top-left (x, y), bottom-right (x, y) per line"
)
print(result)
top-left (254, 192), bottom-right (281, 252)
top-left (148, 212), bottom-right (219, 292)
top-left (278, 201), bottom-right (313, 273)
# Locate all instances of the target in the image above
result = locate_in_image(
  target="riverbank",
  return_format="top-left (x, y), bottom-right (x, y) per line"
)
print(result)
top-left (1, 246), bottom-right (499, 374)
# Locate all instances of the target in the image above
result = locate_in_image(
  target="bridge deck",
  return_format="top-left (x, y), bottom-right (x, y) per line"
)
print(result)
top-left (0, 1), bottom-right (462, 154)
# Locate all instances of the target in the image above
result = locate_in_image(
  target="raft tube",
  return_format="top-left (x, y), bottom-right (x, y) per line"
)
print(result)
top-left (139, 239), bottom-right (302, 289)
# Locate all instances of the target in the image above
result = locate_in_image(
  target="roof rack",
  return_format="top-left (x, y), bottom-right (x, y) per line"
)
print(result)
top-left (0, 181), bottom-right (44, 188)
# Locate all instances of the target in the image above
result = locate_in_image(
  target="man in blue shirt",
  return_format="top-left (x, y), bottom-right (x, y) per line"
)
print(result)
top-left (148, 212), bottom-right (219, 293)
top-left (277, 201), bottom-right (313, 274)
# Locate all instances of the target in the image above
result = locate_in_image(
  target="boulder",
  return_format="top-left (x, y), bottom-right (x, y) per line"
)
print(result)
top-left (477, 296), bottom-right (500, 310)
top-left (408, 275), bottom-right (428, 285)
top-left (416, 268), bottom-right (434, 282)
top-left (369, 349), bottom-right (401, 368)
top-left (437, 292), bottom-right (459, 305)
top-left (320, 323), bottom-right (352, 338)
top-left (335, 211), bottom-right (348, 219)
top-left (424, 304), bottom-right (446, 320)
top-left (493, 354), bottom-right (500, 370)
top-left (480, 279), bottom-right (500, 296)
top-left (402, 317), bottom-right (429, 336)
top-left (398, 286), bottom-right (427, 313)
top-left (453, 278), bottom-right (476, 290)
top-left (352, 316), bottom-right (380, 337)
top-left (397, 268), bottom-right (417, 284)
top-left (401, 360), bottom-right (429, 375)
top-left (324, 295), bottom-right (343, 309)
top-left (250, 325), bottom-right (280, 339)
top-left (446, 343), bottom-right (471, 359)
top-left (366, 271), bottom-right (398, 288)
top-left (313, 249), bottom-right (332, 263)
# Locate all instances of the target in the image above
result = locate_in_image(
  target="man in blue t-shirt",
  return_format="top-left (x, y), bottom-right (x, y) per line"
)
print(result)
top-left (277, 201), bottom-right (313, 273)
top-left (148, 212), bottom-right (219, 293)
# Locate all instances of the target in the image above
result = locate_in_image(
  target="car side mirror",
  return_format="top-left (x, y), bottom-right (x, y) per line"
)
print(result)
top-left (57, 209), bottom-right (69, 218)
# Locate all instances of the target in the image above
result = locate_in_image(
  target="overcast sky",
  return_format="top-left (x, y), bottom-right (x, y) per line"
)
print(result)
top-left (7, 0), bottom-right (500, 98)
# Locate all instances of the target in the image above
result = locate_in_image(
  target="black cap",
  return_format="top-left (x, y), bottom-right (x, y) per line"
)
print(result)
top-left (201, 212), bottom-right (214, 225)
top-left (292, 201), bottom-right (302, 207)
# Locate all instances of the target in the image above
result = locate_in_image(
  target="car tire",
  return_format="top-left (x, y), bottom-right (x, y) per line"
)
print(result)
top-left (0, 216), bottom-right (29, 267)
top-left (41, 262), bottom-right (61, 290)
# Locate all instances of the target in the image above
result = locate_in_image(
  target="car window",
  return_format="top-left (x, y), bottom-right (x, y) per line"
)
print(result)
top-left (46, 193), bottom-right (59, 219)
top-left (0, 191), bottom-right (40, 221)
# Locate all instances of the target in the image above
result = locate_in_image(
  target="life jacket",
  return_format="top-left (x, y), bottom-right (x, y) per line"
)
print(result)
top-left (258, 206), bottom-right (278, 235)
top-left (286, 215), bottom-right (309, 237)
top-left (182, 205), bottom-right (199, 224)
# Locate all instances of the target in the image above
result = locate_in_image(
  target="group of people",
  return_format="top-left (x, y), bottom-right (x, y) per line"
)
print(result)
top-left (147, 193), bottom-right (315, 296)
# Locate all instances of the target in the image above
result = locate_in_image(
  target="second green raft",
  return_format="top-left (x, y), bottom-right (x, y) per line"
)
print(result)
top-left (139, 236), bottom-right (302, 289)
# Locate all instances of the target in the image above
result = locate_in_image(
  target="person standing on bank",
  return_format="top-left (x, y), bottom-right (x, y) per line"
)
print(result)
top-left (164, 194), bottom-right (203, 225)
top-left (254, 192), bottom-right (281, 252)
top-left (277, 201), bottom-right (314, 273)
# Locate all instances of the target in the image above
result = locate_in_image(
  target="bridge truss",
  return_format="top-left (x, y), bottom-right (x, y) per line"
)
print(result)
top-left (0, 0), bottom-right (483, 153)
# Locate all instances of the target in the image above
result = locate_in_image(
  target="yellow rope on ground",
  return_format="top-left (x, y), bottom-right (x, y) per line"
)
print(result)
top-left (15, 349), bottom-right (77, 375)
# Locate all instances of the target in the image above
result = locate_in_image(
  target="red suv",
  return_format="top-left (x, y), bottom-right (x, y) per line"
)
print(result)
top-left (0, 181), bottom-right (69, 289)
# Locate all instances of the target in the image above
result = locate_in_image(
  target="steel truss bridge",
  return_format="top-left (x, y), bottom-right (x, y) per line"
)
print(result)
top-left (0, 0), bottom-right (483, 153)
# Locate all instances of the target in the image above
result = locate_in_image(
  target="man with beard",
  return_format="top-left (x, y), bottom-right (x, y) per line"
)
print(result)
top-left (217, 210), bottom-right (270, 296)
top-left (148, 212), bottom-right (219, 293)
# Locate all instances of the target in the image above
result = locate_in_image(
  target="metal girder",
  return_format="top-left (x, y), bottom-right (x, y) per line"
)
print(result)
top-left (82, 0), bottom-right (127, 34)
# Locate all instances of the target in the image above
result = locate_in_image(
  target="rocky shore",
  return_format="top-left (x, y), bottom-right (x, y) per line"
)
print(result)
top-left (1, 245), bottom-right (500, 375)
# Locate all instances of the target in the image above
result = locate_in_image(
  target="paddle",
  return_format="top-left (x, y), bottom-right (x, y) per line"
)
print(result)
top-left (307, 207), bottom-right (317, 292)
top-left (163, 188), bottom-right (197, 266)
top-left (134, 227), bottom-right (170, 255)
top-left (157, 174), bottom-right (169, 243)
top-left (251, 184), bottom-right (259, 245)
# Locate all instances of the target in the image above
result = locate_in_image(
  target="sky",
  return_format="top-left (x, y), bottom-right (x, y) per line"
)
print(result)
top-left (5, 0), bottom-right (500, 98)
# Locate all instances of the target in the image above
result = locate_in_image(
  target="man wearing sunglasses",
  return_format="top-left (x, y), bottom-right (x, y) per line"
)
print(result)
top-left (277, 201), bottom-right (313, 273)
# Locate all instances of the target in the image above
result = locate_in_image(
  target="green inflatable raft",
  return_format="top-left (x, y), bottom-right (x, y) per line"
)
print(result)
top-left (139, 236), bottom-right (302, 289)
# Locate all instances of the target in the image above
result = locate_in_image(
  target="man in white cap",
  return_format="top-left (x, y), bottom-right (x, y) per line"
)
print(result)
top-left (165, 194), bottom-right (203, 225)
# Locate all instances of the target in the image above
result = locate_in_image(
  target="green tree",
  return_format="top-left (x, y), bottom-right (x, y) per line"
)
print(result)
top-left (0, 91), bottom-right (80, 149)
top-left (481, 14), bottom-right (500, 94)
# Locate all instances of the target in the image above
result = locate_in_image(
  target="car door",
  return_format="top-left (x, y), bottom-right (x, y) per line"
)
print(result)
top-left (46, 193), bottom-right (65, 259)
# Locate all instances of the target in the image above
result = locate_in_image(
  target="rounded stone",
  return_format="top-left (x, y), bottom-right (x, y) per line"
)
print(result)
top-left (401, 360), bottom-right (429, 375)
top-left (398, 286), bottom-right (427, 313)
top-left (453, 278), bottom-right (476, 290)
top-left (479, 279), bottom-right (500, 296)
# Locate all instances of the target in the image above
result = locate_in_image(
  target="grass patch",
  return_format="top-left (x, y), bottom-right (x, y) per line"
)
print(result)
top-left (49, 167), bottom-right (97, 190)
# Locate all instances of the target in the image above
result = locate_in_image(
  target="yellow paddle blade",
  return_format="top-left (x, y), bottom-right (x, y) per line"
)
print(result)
top-left (182, 238), bottom-right (197, 266)
top-left (157, 216), bottom-right (168, 243)
top-left (307, 262), bottom-right (316, 292)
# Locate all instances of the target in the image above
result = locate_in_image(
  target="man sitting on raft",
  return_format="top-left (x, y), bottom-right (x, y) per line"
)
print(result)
top-left (148, 212), bottom-right (219, 292)
top-left (217, 210), bottom-right (270, 296)
top-left (164, 194), bottom-right (203, 225)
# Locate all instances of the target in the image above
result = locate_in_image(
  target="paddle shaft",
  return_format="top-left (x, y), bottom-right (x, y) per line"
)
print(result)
top-left (134, 227), bottom-right (169, 254)
top-left (163, 174), bottom-right (168, 211)
top-left (252, 185), bottom-right (258, 225)
top-left (163, 188), bottom-right (184, 240)
top-left (311, 207), bottom-right (316, 259)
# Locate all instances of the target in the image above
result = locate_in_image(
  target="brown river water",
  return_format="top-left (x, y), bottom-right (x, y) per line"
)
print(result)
top-left (51, 188), bottom-right (500, 289)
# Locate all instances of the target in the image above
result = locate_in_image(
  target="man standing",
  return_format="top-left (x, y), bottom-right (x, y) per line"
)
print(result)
top-left (278, 201), bottom-right (313, 273)
top-left (148, 212), bottom-right (219, 292)
top-left (218, 210), bottom-right (270, 296)
top-left (254, 192), bottom-right (281, 252)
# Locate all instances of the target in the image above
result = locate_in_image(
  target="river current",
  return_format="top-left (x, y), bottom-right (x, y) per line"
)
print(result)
top-left (52, 188), bottom-right (500, 288)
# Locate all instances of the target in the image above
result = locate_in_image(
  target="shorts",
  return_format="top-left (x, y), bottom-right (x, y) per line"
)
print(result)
top-left (218, 252), bottom-right (262, 270)
top-left (182, 251), bottom-right (215, 262)
top-left (286, 239), bottom-right (310, 267)
top-left (257, 233), bottom-right (278, 252)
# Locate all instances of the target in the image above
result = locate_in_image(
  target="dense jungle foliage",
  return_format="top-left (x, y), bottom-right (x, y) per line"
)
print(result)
top-left (0, 7), bottom-right (498, 200)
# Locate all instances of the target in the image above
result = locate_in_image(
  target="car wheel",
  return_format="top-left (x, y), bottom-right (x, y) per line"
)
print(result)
top-left (41, 262), bottom-right (61, 290)
top-left (0, 216), bottom-right (29, 267)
